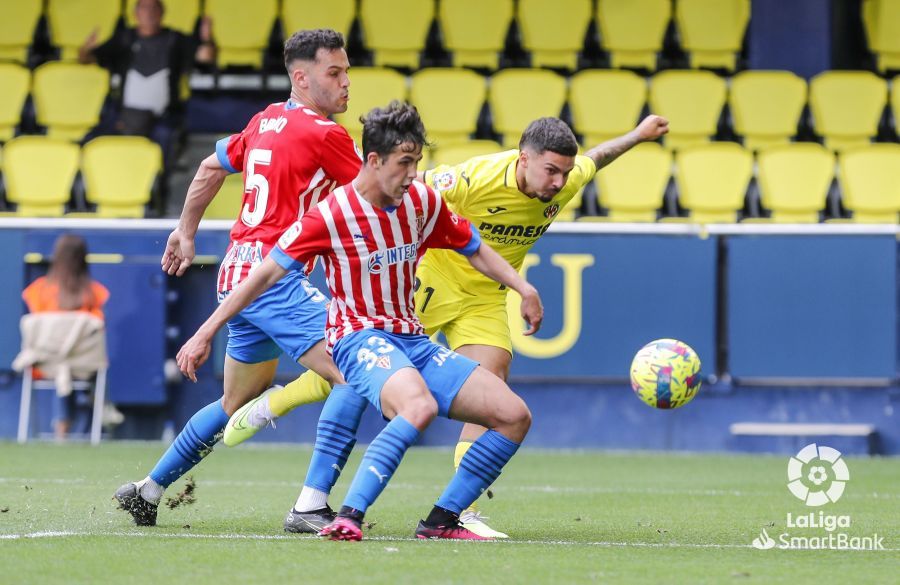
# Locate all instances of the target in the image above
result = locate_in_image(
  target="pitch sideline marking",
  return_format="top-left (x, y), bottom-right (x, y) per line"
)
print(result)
top-left (0, 530), bottom-right (896, 552)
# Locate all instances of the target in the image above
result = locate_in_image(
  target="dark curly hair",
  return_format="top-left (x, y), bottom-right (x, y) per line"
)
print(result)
top-left (283, 29), bottom-right (345, 71)
top-left (360, 101), bottom-right (429, 159)
top-left (519, 117), bottom-right (578, 156)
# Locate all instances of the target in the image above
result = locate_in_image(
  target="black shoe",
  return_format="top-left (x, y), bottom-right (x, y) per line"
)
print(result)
top-left (284, 506), bottom-right (336, 534)
top-left (114, 483), bottom-right (158, 526)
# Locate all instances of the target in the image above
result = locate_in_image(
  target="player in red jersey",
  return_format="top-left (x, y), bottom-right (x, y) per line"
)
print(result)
top-left (114, 29), bottom-right (367, 531)
top-left (176, 102), bottom-right (543, 540)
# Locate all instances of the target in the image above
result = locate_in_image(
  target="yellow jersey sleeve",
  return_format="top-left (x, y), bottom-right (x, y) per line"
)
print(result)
top-left (570, 154), bottom-right (597, 192)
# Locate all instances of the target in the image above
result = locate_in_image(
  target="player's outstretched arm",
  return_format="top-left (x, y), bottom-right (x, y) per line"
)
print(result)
top-left (584, 114), bottom-right (669, 171)
top-left (161, 154), bottom-right (229, 277)
top-left (466, 243), bottom-right (544, 336)
top-left (177, 256), bottom-right (288, 381)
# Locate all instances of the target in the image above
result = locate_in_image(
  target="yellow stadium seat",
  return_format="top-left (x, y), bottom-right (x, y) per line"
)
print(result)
top-left (570, 69), bottom-right (647, 146)
top-left (809, 71), bottom-right (888, 152)
top-left (33, 62), bottom-right (110, 142)
top-left (0, 0), bottom-right (42, 63)
top-left (596, 0), bottom-right (671, 71)
top-left (359, 0), bottom-right (434, 69)
top-left (440, 0), bottom-right (513, 70)
top-left (862, 0), bottom-right (900, 73)
top-left (489, 69), bottom-right (568, 148)
top-left (674, 143), bottom-right (752, 223)
top-left (3, 137), bottom-right (79, 217)
top-left (333, 67), bottom-right (407, 145)
top-left (0, 65), bottom-right (30, 142)
top-left (206, 0), bottom-right (278, 69)
top-left (48, 0), bottom-right (121, 61)
top-left (411, 68), bottom-right (486, 147)
top-left (649, 70), bottom-right (727, 150)
top-left (595, 142), bottom-right (671, 222)
top-left (428, 140), bottom-right (502, 168)
top-left (518, 0), bottom-right (592, 70)
top-left (730, 70), bottom-right (807, 152)
top-left (675, 0), bottom-right (750, 71)
top-left (125, 0), bottom-right (200, 34)
top-left (838, 144), bottom-right (900, 223)
top-left (756, 143), bottom-right (834, 223)
top-left (282, 0), bottom-right (356, 39)
top-left (203, 173), bottom-right (246, 220)
top-left (80, 136), bottom-right (162, 218)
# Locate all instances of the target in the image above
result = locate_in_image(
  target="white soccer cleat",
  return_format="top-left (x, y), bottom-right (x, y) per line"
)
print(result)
top-left (223, 386), bottom-right (280, 447)
top-left (459, 510), bottom-right (509, 539)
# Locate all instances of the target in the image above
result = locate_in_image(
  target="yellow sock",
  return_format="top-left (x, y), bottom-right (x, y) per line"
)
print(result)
top-left (269, 370), bottom-right (331, 417)
top-left (454, 441), bottom-right (477, 511)
top-left (453, 440), bottom-right (474, 470)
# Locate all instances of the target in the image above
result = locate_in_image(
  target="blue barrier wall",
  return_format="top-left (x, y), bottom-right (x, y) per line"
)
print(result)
top-left (0, 222), bottom-right (896, 454)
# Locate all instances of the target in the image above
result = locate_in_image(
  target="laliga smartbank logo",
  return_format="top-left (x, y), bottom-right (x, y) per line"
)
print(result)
top-left (751, 443), bottom-right (884, 551)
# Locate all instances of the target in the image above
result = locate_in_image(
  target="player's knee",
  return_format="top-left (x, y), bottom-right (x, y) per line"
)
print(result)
top-left (494, 397), bottom-right (531, 441)
top-left (399, 393), bottom-right (438, 430)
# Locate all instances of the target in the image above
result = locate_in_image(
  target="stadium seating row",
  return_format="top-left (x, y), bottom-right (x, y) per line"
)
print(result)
top-left (0, 0), bottom-right (751, 72)
top-left (0, 135), bottom-right (162, 217)
top-left (3, 61), bottom-right (899, 156)
top-left (421, 140), bottom-right (900, 224)
top-left (6, 133), bottom-right (893, 224)
top-left (336, 67), bottom-right (899, 153)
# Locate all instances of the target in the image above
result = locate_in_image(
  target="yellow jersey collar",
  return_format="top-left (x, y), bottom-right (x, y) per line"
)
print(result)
top-left (503, 151), bottom-right (520, 191)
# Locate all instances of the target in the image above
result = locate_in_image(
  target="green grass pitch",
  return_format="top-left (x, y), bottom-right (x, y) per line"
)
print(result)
top-left (1, 442), bottom-right (897, 584)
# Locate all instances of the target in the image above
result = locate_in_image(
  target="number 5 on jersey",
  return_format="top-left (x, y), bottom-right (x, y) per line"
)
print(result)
top-left (242, 148), bottom-right (271, 227)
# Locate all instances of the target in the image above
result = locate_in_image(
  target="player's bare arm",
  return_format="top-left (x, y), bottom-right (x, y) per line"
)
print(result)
top-left (161, 154), bottom-right (229, 277)
top-left (466, 242), bottom-right (544, 336)
top-left (584, 114), bottom-right (669, 171)
top-left (177, 256), bottom-right (288, 381)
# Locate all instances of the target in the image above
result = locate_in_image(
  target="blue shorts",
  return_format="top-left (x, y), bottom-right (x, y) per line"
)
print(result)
top-left (225, 270), bottom-right (328, 364)
top-left (332, 329), bottom-right (479, 417)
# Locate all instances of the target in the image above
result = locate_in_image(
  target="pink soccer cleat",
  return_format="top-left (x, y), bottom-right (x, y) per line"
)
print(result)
top-left (319, 516), bottom-right (363, 541)
top-left (415, 518), bottom-right (491, 540)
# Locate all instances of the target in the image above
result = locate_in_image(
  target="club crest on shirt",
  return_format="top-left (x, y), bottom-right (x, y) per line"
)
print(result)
top-left (375, 355), bottom-right (392, 369)
top-left (544, 204), bottom-right (560, 218)
top-left (278, 221), bottom-right (302, 248)
top-left (415, 211), bottom-right (425, 235)
top-left (432, 171), bottom-right (456, 192)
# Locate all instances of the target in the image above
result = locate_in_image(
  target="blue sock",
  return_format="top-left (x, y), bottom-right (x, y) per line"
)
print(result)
top-left (149, 400), bottom-right (229, 487)
top-left (342, 416), bottom-right (419, 514)
top-left (436, 430), bottom-right (520, 514)
top-left (304, 384), bottom-right (367, 493)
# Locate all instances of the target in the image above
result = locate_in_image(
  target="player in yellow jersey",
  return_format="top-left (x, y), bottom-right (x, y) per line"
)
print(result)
top-left (413, 115), bottom-right (668, 537)
top-left (225, 114), bottom-right (668, 536)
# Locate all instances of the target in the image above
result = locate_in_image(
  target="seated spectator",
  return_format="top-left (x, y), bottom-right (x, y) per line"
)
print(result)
top-left (78, 0), bottom-right (215, 162)
top-left (21, 234), bottom-right (110, 441)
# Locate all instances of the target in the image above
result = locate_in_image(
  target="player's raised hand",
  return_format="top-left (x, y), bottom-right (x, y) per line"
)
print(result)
top-left (635, 115), bottom-right (669, 141)
top-left (520, 288), bottom-right (544, 336)
top-left (161, 228), bottom-right (195, 276)
top-left (176, 333), bottom-right (212, 382)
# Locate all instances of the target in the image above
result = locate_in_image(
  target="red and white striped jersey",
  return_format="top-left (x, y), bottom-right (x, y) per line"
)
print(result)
top-left (272, 180), bottom-right (481, 349)
top-left (214, 100), bottom-right (362, 297)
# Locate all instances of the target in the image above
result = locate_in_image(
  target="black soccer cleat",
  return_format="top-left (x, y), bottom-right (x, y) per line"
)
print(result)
top-left (114, 483), bottom-right (158, 526)
top-left (284, 506), bottom-right (337, 534)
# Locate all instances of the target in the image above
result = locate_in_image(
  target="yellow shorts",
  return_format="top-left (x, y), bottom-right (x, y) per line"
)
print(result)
top-left (414, 271), bottom-right (512, 355)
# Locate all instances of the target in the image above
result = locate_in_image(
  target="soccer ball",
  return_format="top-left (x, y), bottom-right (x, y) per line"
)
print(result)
top-left (630, 339), bottom-right (702, 409)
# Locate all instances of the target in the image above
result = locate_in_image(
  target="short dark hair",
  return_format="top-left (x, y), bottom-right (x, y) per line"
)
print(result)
top-left (360, 101), bottom-right (429, 159)
top-left (283, 29), bottom-right (345, 71)
top-left (519, 117), bottom-right (578, 157)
